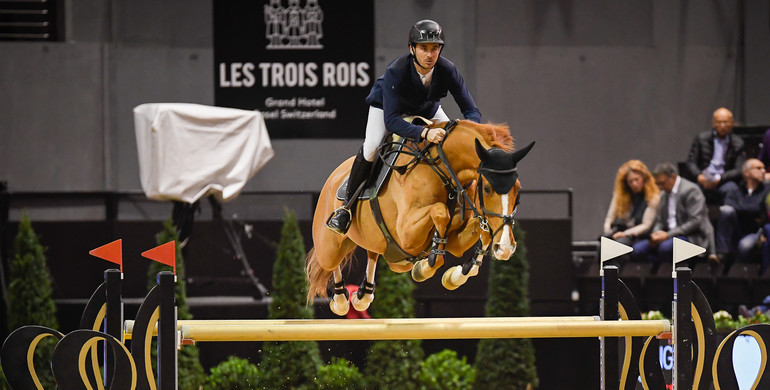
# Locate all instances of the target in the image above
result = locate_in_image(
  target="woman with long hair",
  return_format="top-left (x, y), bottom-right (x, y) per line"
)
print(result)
top-left (602, 160), bottom-right (661, 246)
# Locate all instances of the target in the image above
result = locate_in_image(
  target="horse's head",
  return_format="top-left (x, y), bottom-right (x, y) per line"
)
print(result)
top-left (474, 138), bottom-right (535, 260)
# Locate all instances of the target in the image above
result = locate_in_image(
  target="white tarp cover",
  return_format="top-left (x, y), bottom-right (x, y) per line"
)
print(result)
top-left (134, 103), bottom-right (274, 203)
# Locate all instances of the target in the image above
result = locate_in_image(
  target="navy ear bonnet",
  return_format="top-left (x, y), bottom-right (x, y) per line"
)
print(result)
top-left (474, 139), bottom-right (535, 194)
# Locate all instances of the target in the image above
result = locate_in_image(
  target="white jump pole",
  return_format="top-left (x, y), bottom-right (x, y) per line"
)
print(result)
top-left (123, 315), bottom-right (602, 339)
top-left (175, 318), bottom-right (671, 342)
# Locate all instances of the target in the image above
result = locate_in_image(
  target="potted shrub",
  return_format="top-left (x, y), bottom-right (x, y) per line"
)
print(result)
top-left (316, 357), bottom-right (366, 390)
top-left (204, 356), bottom-right (260, 390)
top-left (6, 214), bottom-right (57, 389)
top-left (418, 349), bottom-right (476, 390)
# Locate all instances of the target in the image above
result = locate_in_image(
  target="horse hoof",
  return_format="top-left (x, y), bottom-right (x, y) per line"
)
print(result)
top-left (351, 293), bottom-right (373, 312)
top-left (330, 295), bottom-right (350, 316)
top-left (441, 266), bottom-right (466, 290)
top-left (411, 260), bottom-right (436, 282)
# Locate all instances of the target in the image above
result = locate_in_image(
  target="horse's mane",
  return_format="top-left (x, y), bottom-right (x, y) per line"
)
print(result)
top-left (433, 120), bottom-right (514, 151)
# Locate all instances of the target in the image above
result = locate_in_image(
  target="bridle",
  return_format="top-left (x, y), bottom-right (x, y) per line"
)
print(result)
top-left (378, 120), bottom-right (521, 249)
top-left (475, 169), bottom-right (520, 243)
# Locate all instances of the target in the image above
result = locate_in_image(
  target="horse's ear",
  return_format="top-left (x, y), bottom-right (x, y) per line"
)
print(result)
top-left (511, 141), bottom-right (535, 165)
top-left (474, 139), bottom-right (490, 162)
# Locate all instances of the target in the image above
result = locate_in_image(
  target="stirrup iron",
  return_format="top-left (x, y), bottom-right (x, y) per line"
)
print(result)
top-left (325, 207), bottom-right (352, 235)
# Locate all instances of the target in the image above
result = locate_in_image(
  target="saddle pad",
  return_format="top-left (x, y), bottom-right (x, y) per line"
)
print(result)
top-left (336, 137), bottom-right (406, 201)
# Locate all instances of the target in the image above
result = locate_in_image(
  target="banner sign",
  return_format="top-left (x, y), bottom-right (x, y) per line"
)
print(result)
top-left (214, 0), bottom-right (375, 139)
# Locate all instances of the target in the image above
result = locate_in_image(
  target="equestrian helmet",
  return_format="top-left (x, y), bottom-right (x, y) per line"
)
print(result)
top-left (408, 20), bottom-right (444, 46)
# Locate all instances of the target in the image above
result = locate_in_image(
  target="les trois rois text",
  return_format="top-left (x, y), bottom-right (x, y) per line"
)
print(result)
top-left (219, 61), bottom-right (370, 120)
top-left (219, 62), bottom-right (370, 88)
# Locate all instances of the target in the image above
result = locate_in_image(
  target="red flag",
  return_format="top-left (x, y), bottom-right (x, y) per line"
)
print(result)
top-left (89, 239), bottom-right (123, 272)
top-left (141, 241), bottom-right (176, 274)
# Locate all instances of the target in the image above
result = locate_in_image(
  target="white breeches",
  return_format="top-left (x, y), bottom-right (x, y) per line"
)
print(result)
top-left (361, 106), bottom-right (450, 161)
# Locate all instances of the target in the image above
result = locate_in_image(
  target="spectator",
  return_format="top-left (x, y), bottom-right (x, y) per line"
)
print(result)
top-left (632, 162), bottom-right (715, 264)
top-left (602, 160), bottom-right (660, 247)
top-left (761, 194), bottom-right (770, 271)
top-left (683, 107), bottom-right (746, 204)
top-left (756, 128), bottom-right (770, 181)
top-left (711, 158), bottom-right (770, 264)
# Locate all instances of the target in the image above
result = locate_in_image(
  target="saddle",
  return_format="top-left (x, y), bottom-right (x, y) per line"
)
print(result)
top-left (335, 117), bottom-right (456, 264)
top-left (335, 135), bottom-right (406, 202)
top-left (335, 115), bottom-right (433, 202)
top-left (337, 122), bottom-right (466, 264)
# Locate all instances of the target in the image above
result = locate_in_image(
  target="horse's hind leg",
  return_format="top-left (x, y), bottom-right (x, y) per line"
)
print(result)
top-left (351, 252), bottom-right (377, 312)
top-left (330, 267), bottom-right (350, 316)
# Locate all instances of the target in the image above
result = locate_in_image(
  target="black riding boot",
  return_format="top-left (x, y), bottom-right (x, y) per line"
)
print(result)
top-left (326, 149), bottom-right (374, 235)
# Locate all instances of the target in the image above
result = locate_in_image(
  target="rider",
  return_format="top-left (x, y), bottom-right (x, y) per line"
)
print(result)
top-left (326, 19), bottom-right (483, 235)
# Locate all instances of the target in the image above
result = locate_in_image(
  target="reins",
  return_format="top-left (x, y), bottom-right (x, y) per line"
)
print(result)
top-left (377, 119), bottom-right (520, 246)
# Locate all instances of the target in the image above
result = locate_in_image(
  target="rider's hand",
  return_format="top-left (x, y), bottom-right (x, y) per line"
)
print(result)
top-left (423, 128), bottom-right (446, 143)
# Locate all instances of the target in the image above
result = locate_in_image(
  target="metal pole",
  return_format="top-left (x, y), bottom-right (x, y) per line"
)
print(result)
top-left (601, 265), bottom-right (619, 390)
top-left (157, 271), bottom-right (177, 390)
top-left (104, 269), bottom-right (122, 386)
top-left (674, 267), bottom-right (692, 390)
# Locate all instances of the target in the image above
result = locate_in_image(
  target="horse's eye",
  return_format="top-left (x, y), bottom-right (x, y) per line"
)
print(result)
top-left (484, 185), bottom-right (492, 195)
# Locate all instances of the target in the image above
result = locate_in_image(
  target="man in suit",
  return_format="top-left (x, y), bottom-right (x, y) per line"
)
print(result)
top-left (711, 158), bottom-right (770, 264)
top-left (683, 107), bottom-right (746, 204)
top-left (632, 162), bottom-right (715, 263)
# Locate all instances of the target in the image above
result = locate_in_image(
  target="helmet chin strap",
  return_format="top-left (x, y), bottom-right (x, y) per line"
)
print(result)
top-left (410, 45), bottom-right (443, 70)
top-left (410, 46), bottom-right (429, 70)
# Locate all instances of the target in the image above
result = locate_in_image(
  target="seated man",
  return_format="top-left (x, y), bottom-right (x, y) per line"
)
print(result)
top-left (632, 162), bottom-right (715, 264)
top-left (683, 107), bottom-right (746, 204)
top-left (711, 158), bottom-right (770, 264)
top-left (756, 127), bottom-right (770, 181)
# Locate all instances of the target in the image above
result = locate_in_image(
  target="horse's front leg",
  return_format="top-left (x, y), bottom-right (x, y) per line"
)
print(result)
top-left (442, 239), bottom-right (489, 290)
top-left (441, 208), bottom-right (491, 290)
top-left (350, 251), bottom-right (377, 312)
top-left (396, 203), bottom-right (451, 282)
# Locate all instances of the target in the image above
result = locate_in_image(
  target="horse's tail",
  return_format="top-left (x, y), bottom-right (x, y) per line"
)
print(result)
top-left (305, 248), bottom-right (353, 304)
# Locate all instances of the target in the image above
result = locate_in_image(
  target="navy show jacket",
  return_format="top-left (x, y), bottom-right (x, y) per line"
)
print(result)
top-left (365, 53), bottom-right (482, 141)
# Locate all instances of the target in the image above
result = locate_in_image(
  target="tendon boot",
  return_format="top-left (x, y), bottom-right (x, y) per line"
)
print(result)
top-left (326, 149), bottom-right (373, 235)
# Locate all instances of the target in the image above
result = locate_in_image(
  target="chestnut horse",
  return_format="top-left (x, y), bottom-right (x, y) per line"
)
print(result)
top-left (307, 120), bottom-right (534, 315)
